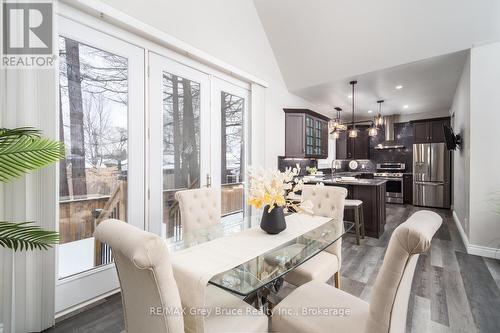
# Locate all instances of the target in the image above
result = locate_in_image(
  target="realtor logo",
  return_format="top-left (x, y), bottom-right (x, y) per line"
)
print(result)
top-left (2, 1), bottom-right (55, 67)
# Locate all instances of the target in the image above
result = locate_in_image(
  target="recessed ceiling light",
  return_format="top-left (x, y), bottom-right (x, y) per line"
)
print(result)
top-left (395, 85), bottom-right (403, 90)
top-left (403, 105), bottom-right (409, 109)
top-left (368, 110), bottom-right (373, 113)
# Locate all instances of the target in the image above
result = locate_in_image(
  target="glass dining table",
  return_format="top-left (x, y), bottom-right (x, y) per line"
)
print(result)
top-left (167, 213), bottom-right (353, 310)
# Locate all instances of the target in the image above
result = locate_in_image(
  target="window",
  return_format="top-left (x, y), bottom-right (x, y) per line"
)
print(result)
top-left (220, 91), bottom-right (245, 216)
top-left (161, 72), bottom-right (202, 237)
top-left (58, 36), bottom-right (129, 278)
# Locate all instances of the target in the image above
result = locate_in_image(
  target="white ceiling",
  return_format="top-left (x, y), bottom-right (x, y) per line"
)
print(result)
top-left (295, 50), bottom-right (468, 120)
top-left (253, 0), bottom-right (500, 116)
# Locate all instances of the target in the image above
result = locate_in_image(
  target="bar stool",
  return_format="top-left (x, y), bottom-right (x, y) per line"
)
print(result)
top-left (344, 199), bottom-right (365, 245)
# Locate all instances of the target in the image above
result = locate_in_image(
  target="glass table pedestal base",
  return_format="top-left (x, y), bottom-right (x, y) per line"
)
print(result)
top-left (243, 277), bottom-right (284, 316)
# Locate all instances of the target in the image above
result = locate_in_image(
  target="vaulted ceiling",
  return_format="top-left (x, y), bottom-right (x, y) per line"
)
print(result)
top-left (253, 0), bottom-right (500, 117)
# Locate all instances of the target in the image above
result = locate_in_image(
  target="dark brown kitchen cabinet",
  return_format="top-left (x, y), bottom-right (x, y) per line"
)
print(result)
top-left (335, 125), bottom-right (370, 159)
top-left (412, 117), bottom-right (450, 143)
top-left (335, 131), bottom-right (348, 159)
top-left (413, 122), bottom-right (429, 143)
top-left (284, 109), bottom-right (329, 159)
top-left (337, 183), bottom-right (386, 238)
top-left (430, 120), bottom-right (446, 143)
top-left (353, 125), bottom-right (370, 159)
top-left (403, 174), bottom-right (413, 204)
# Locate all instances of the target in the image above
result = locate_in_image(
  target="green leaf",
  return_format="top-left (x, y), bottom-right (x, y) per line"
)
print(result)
top-left (0, 128), bottom-right (65, 183)
top-left (0, 221), bottom-right (59, 251)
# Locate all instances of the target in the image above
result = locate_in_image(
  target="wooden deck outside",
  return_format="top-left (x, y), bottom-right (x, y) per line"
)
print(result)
top-left (59, 182), bottom-right (244, 265)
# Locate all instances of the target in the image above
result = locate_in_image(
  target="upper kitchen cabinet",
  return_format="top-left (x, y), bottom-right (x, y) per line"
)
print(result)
top-left (353, 125), bottom-right (370, 159)
top-left (412, 117), bottom-right (450, 143)
top-left (284, 109), bottom-right (329, 159)
top-left (335, 125), bottom-right (370, 159)
top-left (335, 130), bottom-right (348, 159)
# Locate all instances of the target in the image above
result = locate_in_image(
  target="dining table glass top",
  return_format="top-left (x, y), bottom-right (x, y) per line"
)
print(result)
top-left (166, 213), bottom-right (354, 297)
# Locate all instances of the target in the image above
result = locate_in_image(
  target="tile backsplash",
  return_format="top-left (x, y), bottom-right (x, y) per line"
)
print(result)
top-left (371, 122), bottom-right (414, 173)
top-left (317, 121), bottom-right (414, 174)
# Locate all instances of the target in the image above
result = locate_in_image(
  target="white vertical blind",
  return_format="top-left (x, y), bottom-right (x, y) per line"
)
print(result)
top-left (1, 68), bottom-right (57, 332)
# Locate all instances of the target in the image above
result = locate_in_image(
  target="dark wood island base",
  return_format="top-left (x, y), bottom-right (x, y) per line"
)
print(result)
top-left (304, 179), bottom-right (387, 238)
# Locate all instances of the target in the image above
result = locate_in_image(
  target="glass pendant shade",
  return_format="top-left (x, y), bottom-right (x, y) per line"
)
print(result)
top-left (332, 119), bottom-right (340, 129)
top-left (348, 127), bottom-right (359, 138)
top-left (368, 124), bottom-right (378, 137)
top-left (375, 100), bottom-right (384, 127)
top-left (332, 129), bottom-right (340, 139)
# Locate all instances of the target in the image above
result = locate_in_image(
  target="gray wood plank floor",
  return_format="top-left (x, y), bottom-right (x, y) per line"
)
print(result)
top-left (44, 205), bottom-right (500, 333)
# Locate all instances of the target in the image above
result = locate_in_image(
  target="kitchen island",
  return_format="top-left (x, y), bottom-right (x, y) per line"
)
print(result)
top-left (303, 177), bottom-right (387, 238)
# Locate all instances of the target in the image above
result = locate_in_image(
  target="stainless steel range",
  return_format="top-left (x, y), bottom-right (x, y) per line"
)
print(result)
top-left (374, 163), bottom-right (405, 204)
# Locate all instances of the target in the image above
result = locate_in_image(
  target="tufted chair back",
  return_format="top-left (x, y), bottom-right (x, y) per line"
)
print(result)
top-left (94, 219), bottom-right (184, 333)
top-left (175, 188), bottom-right (221, 233)
top-left (365, 210), bottom-right (442, 333)
top-left (301, 185), bottom-right (347, 259)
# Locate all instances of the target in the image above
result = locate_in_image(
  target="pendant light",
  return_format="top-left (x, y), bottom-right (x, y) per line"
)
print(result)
top-left (368, 121), bottom-right (378, 137)
top-left (329, 107), bottom-right (345, 139)
top-left (348, 81), bottom-right (359, 138)
top-left (329, 107), bottom-right (342, 133)
top-left (332, 107), bottom-right (342, 128)
top-left (374, 100), bottom-right (384, 127)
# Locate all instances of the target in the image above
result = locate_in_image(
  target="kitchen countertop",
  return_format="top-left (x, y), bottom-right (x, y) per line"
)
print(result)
top-left (302, 177), bottom-right (387, 186)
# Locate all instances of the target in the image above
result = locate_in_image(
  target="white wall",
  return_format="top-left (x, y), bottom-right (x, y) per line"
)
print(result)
top-left (100, 0), bottom-right (324, 168)
top-left (469, 41), bottom-right (500, 257)
top-left (450, 53), bottom-right (470, 237)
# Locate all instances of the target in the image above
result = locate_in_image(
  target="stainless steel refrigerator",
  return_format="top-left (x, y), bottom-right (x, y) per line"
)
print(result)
top-left (413, 143), bottom-right (451, 208)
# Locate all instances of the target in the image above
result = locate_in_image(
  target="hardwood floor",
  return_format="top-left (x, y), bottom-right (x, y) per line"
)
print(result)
top-left (340, 204), bottom-right (500, 333)
top-left (44, 204), bottom-right (500, 333)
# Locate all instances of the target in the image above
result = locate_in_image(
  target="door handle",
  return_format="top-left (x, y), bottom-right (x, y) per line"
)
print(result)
top-left (206, 174), bottom-right (211, 187)
top-left (415, 181), bottom-right (444, 186)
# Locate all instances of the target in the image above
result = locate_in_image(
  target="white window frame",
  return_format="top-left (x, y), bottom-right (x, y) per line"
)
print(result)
top-left (148, 52), bottom-right (211, 237)
top-left (55, 15), bottom-right (145, 314)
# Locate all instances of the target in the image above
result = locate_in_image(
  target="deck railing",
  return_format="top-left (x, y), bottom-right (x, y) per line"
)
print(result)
top-left (59, 181), bottom-right (244, 265)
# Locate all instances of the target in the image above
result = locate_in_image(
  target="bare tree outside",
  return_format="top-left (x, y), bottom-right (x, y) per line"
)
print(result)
top-left (162, 73), bottom-right (201, 191)
top-left (220, 91), bottom-right (245, 216)
top-left (58, 36), bottom-right (129, 278)
top-left (64, 38), bottom-right (88, 197)
top-left (221, 92), bottom-right (244, 185)
top-left (161, 72), bottom-right (201, 237)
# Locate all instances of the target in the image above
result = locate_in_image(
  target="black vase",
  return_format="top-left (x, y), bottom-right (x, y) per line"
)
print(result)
top-left (260, 205), bottom-right (286, 234)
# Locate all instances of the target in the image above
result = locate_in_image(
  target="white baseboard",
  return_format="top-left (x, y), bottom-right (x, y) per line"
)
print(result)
top-left (452, 210), bottom-right (470, 248)
top-left (468, 244), bottom-right (500, 259)
top-left (55, 288), bottom-right (120, 320)
top-left (452, 210), bottom-right (500, 259)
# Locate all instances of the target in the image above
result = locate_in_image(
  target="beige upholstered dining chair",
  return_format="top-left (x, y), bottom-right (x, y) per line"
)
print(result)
top-left (272, 210), bottom-right (442, 333)
top-left (284, 185), bottom-right (347, 288)
top-left (94, 219), bottom-right (268, 333)
top-left (175, 188), bottom-right (221, 233)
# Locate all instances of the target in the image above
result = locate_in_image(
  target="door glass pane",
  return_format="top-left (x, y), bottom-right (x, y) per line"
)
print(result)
top-left (58, 36), bottom-right (128, 279)
top-left (162, 72), bottom-right (201, 238)
top-left (221, 92), bottom-right (244, 217)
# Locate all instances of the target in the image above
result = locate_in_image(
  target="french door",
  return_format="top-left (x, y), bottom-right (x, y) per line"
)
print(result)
top-left (55, 16), bottom-right (145, 314)
top-left (211, 78), bottom-right (250, 220)
top-left (148, 53), bottom-right (250, 238)
top-left (148, 53), bottom-right (211, 238)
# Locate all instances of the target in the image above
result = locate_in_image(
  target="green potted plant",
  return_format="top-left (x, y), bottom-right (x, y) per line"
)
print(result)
top-left (0, 127), bottom-right (63, 251)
